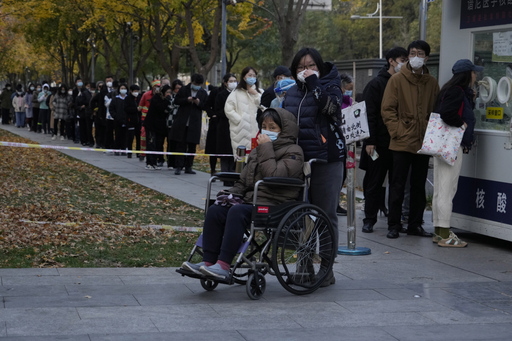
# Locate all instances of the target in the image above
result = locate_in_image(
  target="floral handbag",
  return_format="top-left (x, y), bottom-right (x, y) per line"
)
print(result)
top-left (417, 113), bottom-right (465, 166)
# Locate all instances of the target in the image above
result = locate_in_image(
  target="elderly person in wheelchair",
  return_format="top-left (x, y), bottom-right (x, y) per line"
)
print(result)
top-left (181, 108), bottom-right (304, 279)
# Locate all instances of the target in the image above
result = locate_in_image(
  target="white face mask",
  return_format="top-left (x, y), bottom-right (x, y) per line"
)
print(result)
top-left (409, 56), bottom-right (425, 70)
top-left (106, 81), bottom-right (113, 88)
top-left (261, 129), bottom-right (279, 142)
top-left (68, 90), bottom-right (73, 95)
top-left (394, 62), bottom-right (404, 73)
top-left (132, 92), bottom-right (139, 97)
top-left (227, 82), bottom-right (237, 91)
top-left (296, 70), bottom-right (319, 83)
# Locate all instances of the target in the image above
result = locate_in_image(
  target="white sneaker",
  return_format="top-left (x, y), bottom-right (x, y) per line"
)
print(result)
top-left (51, 135), bottom-right (56, 140)
top-left (60, 136), bottom-right (65, 141)
top-left (438, 231), bottom-right (468, 248)
top-left (145, 165), bottom-right (156, 170)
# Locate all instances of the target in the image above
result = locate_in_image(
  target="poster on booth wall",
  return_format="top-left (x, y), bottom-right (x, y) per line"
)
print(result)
top-left (341, 101), bottom-right (369, 145)
top-left (492, 31), bottom-right (512, 63)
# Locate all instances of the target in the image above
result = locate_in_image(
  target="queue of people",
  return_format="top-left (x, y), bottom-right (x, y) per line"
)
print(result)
top-left (1, 41), bottom-right (476, 259)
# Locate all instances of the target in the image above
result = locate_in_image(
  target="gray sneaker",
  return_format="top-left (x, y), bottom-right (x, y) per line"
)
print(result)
top-left (199, 263), bottom-right (230, 279)
top-left (181, 261), bottom-right (205, 275)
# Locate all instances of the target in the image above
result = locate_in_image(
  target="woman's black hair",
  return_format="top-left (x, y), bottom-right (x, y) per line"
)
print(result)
top-left (340, 73), bottom-right (353, 89)
top-left (171, 79), bottom-right (183, 91)
top-left (437, 71), bottom-right (472, 103)
top-left (223, 73), bottom-right (236, 83)
top-left (258, 109), bottom-right (282, 130)
top-left (129, 84), bottom-right (140, 91)
top-left (290, 47), bottom-right (326, 81)
top-left (58, 84), bottom-right (68, 95)
top-left (118, 83), bottom-right (128, 91)
top-left (237, 66), bottom-right (261, 93)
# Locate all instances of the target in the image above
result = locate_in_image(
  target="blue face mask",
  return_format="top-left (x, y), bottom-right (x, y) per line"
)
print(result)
top-left (344, 90), bottom-right (353, 97)
top-left (77, 81), bottom-right (83, 87)
top-left (246, 77), bottom-right (257, 86)
top-left (261, 129), bottom-right (279, 142)
top-left (191, 84), bottom-right (201, 91)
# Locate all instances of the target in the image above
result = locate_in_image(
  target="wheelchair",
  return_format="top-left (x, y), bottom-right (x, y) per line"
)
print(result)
top-left (176, 160), bottom-right (336, 300)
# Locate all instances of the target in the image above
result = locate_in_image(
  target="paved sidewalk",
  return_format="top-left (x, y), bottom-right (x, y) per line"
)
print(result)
top-left (1, 125), bottom-right (512, 340)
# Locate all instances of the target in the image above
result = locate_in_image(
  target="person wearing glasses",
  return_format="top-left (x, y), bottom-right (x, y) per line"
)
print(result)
top-left (283, 47), bottom-right (345, 287)
top-left (381, 40), bottom-right (440, 239)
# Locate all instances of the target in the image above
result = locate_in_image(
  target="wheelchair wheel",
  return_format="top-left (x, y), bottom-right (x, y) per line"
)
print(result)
top-left (272, 204), bottom-right (336, 295)
top-left (246, 272), bottom-right (266, 300)
top-left (200, 278), bottom-right (219, 291)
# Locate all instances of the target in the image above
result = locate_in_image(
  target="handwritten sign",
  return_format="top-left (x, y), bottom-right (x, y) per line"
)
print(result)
top-left (341, 101), bottom-right (369, 145)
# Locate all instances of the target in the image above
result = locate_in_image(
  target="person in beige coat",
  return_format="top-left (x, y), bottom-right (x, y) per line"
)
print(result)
top-left (381, 40), bottom-right (440, 239)
top-left (180, 108), bottom-right (304, 279)
top-left (224, 66), bottom-right (263, 155)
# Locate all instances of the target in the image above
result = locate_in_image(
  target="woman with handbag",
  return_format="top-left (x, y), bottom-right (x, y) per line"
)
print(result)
top-left (432, 59), bottom-right (481, 248)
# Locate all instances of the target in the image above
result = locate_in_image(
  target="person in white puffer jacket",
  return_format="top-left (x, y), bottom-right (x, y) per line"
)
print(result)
top-left (224, 66), bottom-right (263, 155)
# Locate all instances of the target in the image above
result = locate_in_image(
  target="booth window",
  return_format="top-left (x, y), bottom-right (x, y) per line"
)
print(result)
top-left (473, 31), bottom-right (512, 132)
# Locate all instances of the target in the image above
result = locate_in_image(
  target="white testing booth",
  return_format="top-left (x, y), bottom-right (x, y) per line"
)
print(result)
top-left (439, 1), bottom-right (512, 241)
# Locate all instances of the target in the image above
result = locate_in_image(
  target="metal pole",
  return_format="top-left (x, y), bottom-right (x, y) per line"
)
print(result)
top-left (419, 0), bottom-right (427, 40)
top-left (91, 43), bottom-right (95, 84)
top-left (379, 0), bottom-right (383, 59)
top-left (129, 28), bottom-right (134, 85)
top-left (338, 63), bottom-right (371, 256)
top-left (221, 0), bottom-right (227, 77)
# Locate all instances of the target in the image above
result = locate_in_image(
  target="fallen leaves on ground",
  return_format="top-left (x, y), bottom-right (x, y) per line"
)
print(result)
top-left (0, 129), bottom-right (203, 267)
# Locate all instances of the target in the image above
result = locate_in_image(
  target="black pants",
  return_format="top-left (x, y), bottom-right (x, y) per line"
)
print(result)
top-left (1, 108), bottom-right (10, 124)
top-left (146, 130), bottom-right (165, 166)
top-left (114, 122), bottom-right (127, 151)
top-left (202, 204), bottom-right (252, 265)
top-left (39, 109), bottom-right (50, 133)
top-left (363, 146), bottom-right (393, 225)
top-left (388, 151), bottom-right (430, 231)
top-left (105, 119), bottom-right (115, 149)
top-left (32, 107), bottom-right (40, 131)
top-left (53, 119), bottom-right (65, 136)
top-left (166, 133), bottom-right (176, 168)
top-left (66, 119), bottom-right (76, 141)
top-left (175, 127), bottom-right (196, 171)
top-left (79, 113), bottom-right (94, 145)
top-left (94, 116), bottom-right (106, 148)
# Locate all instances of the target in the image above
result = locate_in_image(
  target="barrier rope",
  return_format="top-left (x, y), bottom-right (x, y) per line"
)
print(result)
top-left (0, 141), bottom-right (234, 157)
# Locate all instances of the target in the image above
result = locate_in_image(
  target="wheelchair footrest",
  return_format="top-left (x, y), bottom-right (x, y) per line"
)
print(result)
top-left (176, 268), bottom-right (233, 285)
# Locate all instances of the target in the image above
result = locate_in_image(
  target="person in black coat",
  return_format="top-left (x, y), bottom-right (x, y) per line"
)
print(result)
top-left (73, 77), bottom-right (93, 146)
top-left (144, 85), bottom-right (171, 169)
top-left (125, 85), bottom-right (141, 158)
top-left (109, 83), bottom-right (131, 155)
top-left (359, 47), bottom-right (408, 234)
top-left (169, 74), bottom-right (208, 175)
top-left (215, 73), bottom-right (238, 178)
top-left (205, 85), bottom-right (220, 175)
top-left (166, 79), bottom-right (184, 169)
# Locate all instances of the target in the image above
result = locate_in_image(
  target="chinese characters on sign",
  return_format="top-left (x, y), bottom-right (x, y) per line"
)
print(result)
top-left (460, 0), bottom-right (512, 29)
top-left (475, 187), bottom-right (507, 213)
top-left (454, 177), bottom-right (512, 225)
top-left (341, 101), bottom-right (369, 145)
top-left (486, 107), bottom-right (504, 119)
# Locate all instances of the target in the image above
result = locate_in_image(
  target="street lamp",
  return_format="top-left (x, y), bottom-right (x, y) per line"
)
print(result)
top-left (350, 0), bottom-right (402, 59)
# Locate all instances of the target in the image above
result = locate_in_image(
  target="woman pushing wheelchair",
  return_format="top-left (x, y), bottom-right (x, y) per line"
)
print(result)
top-left (180, 108), bottom-right (304, 279)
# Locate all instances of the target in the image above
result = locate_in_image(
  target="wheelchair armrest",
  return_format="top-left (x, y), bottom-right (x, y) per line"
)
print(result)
top-left (212, 172), bottom-right (241, 181)
top-left (262, 177), bottom-right (305, 186)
